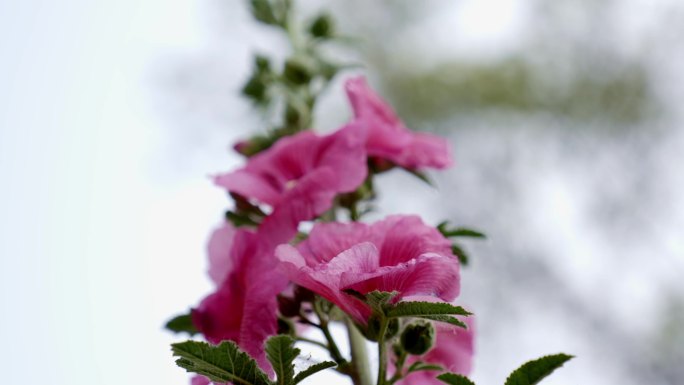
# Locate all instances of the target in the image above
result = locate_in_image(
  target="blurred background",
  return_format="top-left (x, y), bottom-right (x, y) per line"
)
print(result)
top-left (1, 1), bottom-right (683, 384)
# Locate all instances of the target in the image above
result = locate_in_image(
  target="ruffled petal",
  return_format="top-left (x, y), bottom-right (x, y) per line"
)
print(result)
top-left (207, 223), bottom-right (237, 286)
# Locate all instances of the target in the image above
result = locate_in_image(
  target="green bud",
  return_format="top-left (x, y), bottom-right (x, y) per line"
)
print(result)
top-left (309, 14), bottom-right (334, 39)
top-left (284, 101), bottom-right (302, 125)
top-left (242, 75), bottom-right (268, 103)
top-left (385, 318), bottom-right (400, 339)
top-left (363, 315), bottom-right (400, 341)
top-left (283, 57), bottom-right (314, 85)
top-left (255, 55), bottom-right (271, 73)
top-left (400, 321), bottom-right (436, 355)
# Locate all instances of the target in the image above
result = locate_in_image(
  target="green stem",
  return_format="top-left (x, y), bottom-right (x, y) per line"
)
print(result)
top-left (387, 351), bottom-right (407, 385)
top-left (346, 318), bottom-right (373, 385)
top-left (295, 336), bottom-right (329, 350)
top-left (313, 299), bottom-right (346, 365)
top-left (376, 317), bottom-right (390, 385)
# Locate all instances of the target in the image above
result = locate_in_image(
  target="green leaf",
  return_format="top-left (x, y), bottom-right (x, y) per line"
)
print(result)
top-left (505, 354), bottom-right (574, 385)
top-left (417, 315), bottom-right (468, 329)
top-left (171, 340), bottom-right (271, 385)
top-left (265, 335), bottom-right (299, 385)
top-left (387, 302), bottom-right (471, 319)
top-left (250, 0), bottom-right (279, 25)
top-left (403, 168), bottom-right (435, 186)
top-left (165, 313), bottom-right (198, 336)
top-left (442, 228), bottom-right (486, 239)
top-left (293, 361), bottom-right (337, 384)
top-left (365, 291), bottom-right (398, 314)
top-left (387, 302), bottom-right (471, 329)
top-left (437, 373), bottom-right (477, 385)
top-left (451, 244), bottom-right (469, 266)
top-left (407, 361), bottom-right (443, 373)
top-left (225, 211), bottom-right (259, 227)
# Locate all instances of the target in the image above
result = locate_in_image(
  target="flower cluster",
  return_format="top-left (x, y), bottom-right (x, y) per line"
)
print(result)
top-left (179, 76), bottom-right (473, 385)
top-left (168, 2), bottom-right (574, 383)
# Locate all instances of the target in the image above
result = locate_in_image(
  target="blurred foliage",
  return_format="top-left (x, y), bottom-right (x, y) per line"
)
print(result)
top-left (383, 60), bottom-right (652, 125)
top-left (327, 0), bottom-right (659, 129)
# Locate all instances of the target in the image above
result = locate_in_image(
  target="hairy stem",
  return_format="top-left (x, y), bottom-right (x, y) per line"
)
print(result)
top-left (376, 317), bottom-right (390, 385)
top-left (346, 317), bottom-right (373, 385)
top-left (387, 351), bottom-right (407, 385)
top-left (313, 299), bottom-right (347, 365)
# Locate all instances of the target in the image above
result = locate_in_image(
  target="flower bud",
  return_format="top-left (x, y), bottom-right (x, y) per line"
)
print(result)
top-left (363, 315), bottom-right (400, 341)
top-left (309, 14), bottom-right (334, 39)
top-left (242, 75), bottom-right (268, 103)
top-left (283, 57), bottom-right (314, 85)
top-left (400, 321), bottom-right (436, 355)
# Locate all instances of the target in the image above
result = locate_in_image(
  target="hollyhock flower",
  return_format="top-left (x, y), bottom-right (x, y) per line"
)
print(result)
top-left (206, 222), bottom-right (236, 286)
top-left (215, 122), bottom-right (367, 246)
top-left (275, 215), bottom-right (460, 324)
top-left (190, 375), bottom-right (212, 385)
top-left (345, 76), bottom-right (452, 170)
top-left (192, 225), bottom-right (288, 374)
top-left (395, 317), bottom-right (475, 385)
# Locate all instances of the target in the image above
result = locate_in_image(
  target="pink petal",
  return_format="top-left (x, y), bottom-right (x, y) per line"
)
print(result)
top-left (345, 76), bottom-right (402, 127)
top-left (276, 243), bottom-right (380, 323)
top-left (207, 223), bottom-right (237, 286)
top-left (298, 221), bottom-right (371, 264)
top-left (214, 169), bottom-right (282, 206)
top-left (344, 76), bottom-right (454, 170)
top-left (281, 215), bottom-right (460, 324)
top-left (343, 252), bottom-right (460, 302)
top-left (190, 375), bottom-right (212, 385)
top-left (373, 215), bottom-right (453, 266)
top-left (193, 229), bottom-right (288, 375)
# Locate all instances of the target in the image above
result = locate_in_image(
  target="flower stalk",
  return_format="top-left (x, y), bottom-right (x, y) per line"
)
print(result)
top-left (346, 317), bottom-right (373, 385)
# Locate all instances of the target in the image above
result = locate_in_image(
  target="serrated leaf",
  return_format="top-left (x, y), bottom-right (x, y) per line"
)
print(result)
top-left (293, 361), bottom-right (337, 384)
top-left (365, 291), bottom-right (398, 314)
top-left (265, 335), bottom-right (299, 385)
top-left (387, 302), bottom-right (471, 319)
top-left (165, 313), bottom-right (198, 336)
top-left (407, 361), bottom-right (443, 373)
top-left (505, 354), bottom-right (573, 385)
top-left (437, 373), bottom-right (477, 385)
top-left (418, 315), bottom-right (468, 329)
top-left (171, 340), bottom-right (271, 385)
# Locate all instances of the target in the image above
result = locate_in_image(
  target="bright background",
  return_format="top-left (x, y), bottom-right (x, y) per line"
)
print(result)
top-left (1, 1), bottom-right (683, 385)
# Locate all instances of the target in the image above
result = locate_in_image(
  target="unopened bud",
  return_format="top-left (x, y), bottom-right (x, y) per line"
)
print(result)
top-left (283, 57), bottom-right (314, 85)
top-left (400, 321), bottom-right (436, 355)
top-left (363, 315), bottom-right (400, 342)
top-left (309, 14), bottom-right (334, 39)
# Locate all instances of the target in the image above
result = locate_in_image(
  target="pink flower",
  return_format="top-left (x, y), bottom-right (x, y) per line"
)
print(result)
top-left (345, 76), bottom-right (452, 170)
top-left (206, 222), bottom-right (236, 286)
top-left (192, 225), bottom-right (288, 374)
top-left (215, 122), bottom-right (368, 246)
top-left (190, 375), bottom-right (212, 385)
top-left (275, 215), bottom-right (460, 324)
top-left (395, 318), bottom-right (475, 385)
